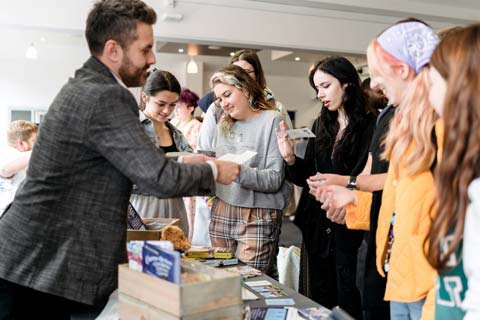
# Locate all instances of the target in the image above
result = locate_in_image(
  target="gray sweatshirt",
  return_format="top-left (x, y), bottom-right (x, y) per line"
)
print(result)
top-left (214, 110), bottom-right (289, 210)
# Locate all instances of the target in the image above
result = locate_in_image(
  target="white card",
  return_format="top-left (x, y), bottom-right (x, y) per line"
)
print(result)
top-left (285, 128), bottom-right (316, 139)
top-left (218, 150), bottom-right (257, 164)
top-left (242, 287), bottom-right (259, 300)
top-left (245, 280), bottom-right (272, 287)
top-left (265, 298), bottom-right (296, 306)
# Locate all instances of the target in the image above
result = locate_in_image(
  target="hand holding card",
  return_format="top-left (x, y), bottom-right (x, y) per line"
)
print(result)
top-left (285, 128), bottom-right (316, 139)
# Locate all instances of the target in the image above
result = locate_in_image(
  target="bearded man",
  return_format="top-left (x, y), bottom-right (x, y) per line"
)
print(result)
top-left (0, 1), bottom-right (239, 318)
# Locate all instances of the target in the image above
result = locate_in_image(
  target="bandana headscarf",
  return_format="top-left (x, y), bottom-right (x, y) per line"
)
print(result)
top-left (377, 21), bottom-right (439, 73)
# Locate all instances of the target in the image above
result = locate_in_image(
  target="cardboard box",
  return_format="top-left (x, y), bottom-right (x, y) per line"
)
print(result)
top-left (127, 218), bottom-right (179, 242)
top-left (118, 262), bottom-right (242, 319)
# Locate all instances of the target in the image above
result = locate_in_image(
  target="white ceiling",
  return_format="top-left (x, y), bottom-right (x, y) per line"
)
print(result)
top-left (2, 0), bottom-right (478, 70)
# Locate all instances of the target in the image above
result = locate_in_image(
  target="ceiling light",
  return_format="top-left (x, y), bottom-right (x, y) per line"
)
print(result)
top-left (178, 48), bottom-right (184, 53)
top-left (40, 37), bottom-right (46, 42)
top-left (25, 43), bottom-right (38, 60)
top-left (229, 52), bottom-right (235, 57)
top-left (187, 56), bottom-right (198, 74)
top-left (294, 57), bottom-right (301, 61)
top-left (161, 12), bottom-right (183, 22)
top-left (208, 45), bottom-right (221, 50)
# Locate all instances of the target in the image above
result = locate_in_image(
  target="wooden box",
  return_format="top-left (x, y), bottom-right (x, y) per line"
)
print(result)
top-left (126, 218), bottom-right (179, 242)
top-left (118, 262), bottom-right (242, 320)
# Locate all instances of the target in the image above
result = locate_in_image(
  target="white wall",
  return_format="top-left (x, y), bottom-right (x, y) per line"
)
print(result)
top-left (266, 74), bottom-right (321, 129)
top-left (0, 41), bottom-right (90, 146)
top-left (0, 49), bottom-right (199, 147)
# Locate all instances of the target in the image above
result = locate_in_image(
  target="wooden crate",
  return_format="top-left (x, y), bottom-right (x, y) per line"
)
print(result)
top-left (118, 263), bottom-right (242, 320)
top-left (126, 218), bottom-right (179, 242)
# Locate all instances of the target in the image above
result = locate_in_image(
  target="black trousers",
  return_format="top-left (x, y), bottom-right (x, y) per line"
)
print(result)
top-left (299, 242), bottom-right (338, 309)
top-left (0, 278), bottom-right (106, 320)
top-left (335, 226), bottom-right (364, 320)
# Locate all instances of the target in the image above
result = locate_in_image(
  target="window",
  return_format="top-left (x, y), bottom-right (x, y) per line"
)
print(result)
top-left (9, 108), bottom-right (48, 124)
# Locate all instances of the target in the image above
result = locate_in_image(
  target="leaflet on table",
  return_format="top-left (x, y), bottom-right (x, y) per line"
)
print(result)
top-left (242, 287), bottom-right (259, 301)
top-left (127, 202), bottom-right (146, 230)
top-left (265, 298), bottom-right (295, 306)
top-left (199, 258), bottom-right (239, 267)
top-left (218, 150), bottom-right (257, 164)
top-left (249, 307), bottom-right (300, 320)
top-left (251, 285), bottom-right (288, 298)
top-left (224, 265), bottom-right (262, 279)
top-left (185, 246), bottom-right (233, 259)
top-left (296, 306), bottom-right (332, 320)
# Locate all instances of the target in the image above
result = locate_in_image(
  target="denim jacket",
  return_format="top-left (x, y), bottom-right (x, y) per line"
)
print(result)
top-left (132, 112), bottom-right (194, 195)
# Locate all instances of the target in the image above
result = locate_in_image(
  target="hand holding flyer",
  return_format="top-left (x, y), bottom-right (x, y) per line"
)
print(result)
top-left (285, 128), bottom-right (316, 139)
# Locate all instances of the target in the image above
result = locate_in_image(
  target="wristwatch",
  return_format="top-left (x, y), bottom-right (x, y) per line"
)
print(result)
top-left (346, 175), bottom-right (358, 190)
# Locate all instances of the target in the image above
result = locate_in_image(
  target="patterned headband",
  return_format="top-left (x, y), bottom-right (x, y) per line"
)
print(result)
top-left (377, 21), bottom-right (439, 73)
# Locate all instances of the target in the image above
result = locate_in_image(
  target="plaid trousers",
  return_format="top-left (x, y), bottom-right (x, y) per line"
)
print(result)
top-left (209, 198), bottom-right (282, 273)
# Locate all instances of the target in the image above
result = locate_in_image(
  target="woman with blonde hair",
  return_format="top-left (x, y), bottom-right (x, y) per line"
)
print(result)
top-left (208, 65), bottom-right (289, 274)
top-left (426, 24), bottom-right (480, 320)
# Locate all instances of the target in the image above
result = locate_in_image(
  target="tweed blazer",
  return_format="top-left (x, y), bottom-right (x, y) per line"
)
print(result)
top-left (0, 56), bottom-right (215, 305)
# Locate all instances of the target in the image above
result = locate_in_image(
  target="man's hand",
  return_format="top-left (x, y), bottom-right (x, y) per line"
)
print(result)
top-left (214, 160), bottom-right (240, 185)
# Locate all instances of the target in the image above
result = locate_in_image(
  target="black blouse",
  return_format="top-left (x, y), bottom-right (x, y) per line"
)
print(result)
top-left (286, 114), bottom-right (376, 257)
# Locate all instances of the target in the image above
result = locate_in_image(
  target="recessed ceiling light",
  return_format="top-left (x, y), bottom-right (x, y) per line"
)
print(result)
top-left (178, 48), bottom-right (184, 53)
top-left (208, 45), bottom-right (221, 50)
top-left (295, 57), bottom-right (301, 61)
top-left (40, 37), bottom-right (46, 42)
top-left (229, 52), bottom-right (235, 57)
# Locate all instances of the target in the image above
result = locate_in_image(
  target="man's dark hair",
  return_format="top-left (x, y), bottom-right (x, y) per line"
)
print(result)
top-left (85, 0), bottom-right (157, 56)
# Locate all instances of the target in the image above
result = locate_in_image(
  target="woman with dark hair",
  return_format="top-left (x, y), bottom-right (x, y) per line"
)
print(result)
top-left (276, 56), bottom-right (375, 318)
top-left (209, 65), bottom-right (289, 274)
top-left (314, 20), bottom-right (441, 319)
top-left (130, 70), bottom-right (192, 235)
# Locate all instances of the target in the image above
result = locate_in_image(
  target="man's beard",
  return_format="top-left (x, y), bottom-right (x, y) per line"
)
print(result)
top-left (118, 54), bottom-right (149, 87)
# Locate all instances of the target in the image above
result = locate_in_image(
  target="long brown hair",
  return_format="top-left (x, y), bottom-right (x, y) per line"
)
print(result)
top-left (426, 24), bottom-right (480, 271)
top-left (230, 49), bottom-right (267, 90)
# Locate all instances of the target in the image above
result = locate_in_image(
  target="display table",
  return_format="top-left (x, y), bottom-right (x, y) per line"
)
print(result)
top-left (243, 273), bottom-right (322, 310)
top-left (97, 264), bottom-right (324, 319)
